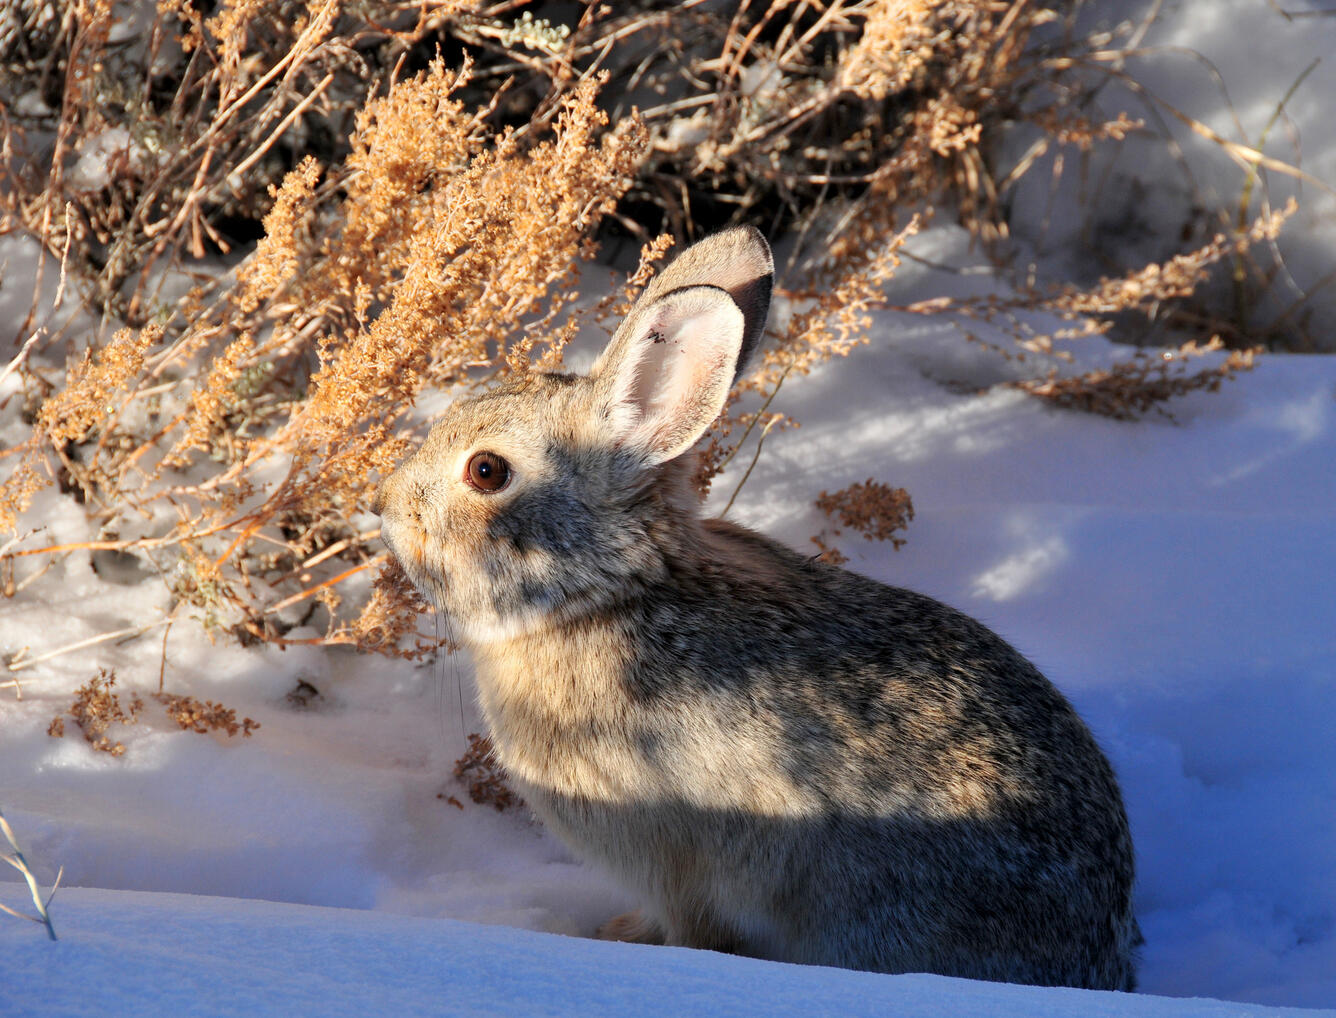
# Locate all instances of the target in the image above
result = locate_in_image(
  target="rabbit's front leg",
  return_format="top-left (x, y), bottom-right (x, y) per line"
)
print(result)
top-left (598, 905), bottom-right (745, 956)
top-left (661, 901), bottom-right (749, 955)
top-left (596, 908), bottom-right (664, 945)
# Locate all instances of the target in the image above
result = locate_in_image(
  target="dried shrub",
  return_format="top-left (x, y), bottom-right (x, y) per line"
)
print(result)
top-left (813, 480), bottom-right (916, 564)
top-left (36, 325), bottom-right (161, 448)
top-left (453, 733), bottom-right (520, 812)
top-left (0, 448), bottom-right (45, 540)
top-left (818, 480), bottom-right (916, 547)
top-left (47, 668), bottom-right (257, 751)
top-left (48, 668), bottom-right (142, 756)
top-left (342, 557), bottom-right (445, 659)
top-left (425, 1), bottom-right (1083, 252)
top-left (1015, 341), bottom-right (1258, 421)
top-left (0, 2), bottom-right (1318, 670)
top-left (887, 203), bottom-right (1293, 418)
top-left (154, 692), bottom-right (259, 738)
top-left (2, 47), bottom-right (646, 654)
top-left (1048, 203), bottom-right (1298, 323)
top-left (0, 0), bottom-right (472, 323)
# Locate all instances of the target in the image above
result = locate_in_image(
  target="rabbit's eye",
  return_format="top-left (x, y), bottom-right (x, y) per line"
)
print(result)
top-left (466, 451), bottom-right (510, 492)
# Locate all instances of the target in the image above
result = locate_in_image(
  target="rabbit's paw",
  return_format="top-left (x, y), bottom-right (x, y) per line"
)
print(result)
top-left (597, 909), bottom-right (665, 945)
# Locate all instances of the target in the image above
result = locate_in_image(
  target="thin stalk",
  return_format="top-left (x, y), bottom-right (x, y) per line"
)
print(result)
top-left (7, 618), bottom-right (172, 673)
top-left (722, 413), bottom-right (781, 518)
top-left (716, 360), bottom-right (794, 475)
top-left (0, 808), bottom-right (60, 941)
top-left (1232, 57), bottom-right (1319, 331)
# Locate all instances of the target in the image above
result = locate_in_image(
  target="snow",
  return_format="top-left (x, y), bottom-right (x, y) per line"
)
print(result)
top-left (5, 4), bottom-right (1336, 1012)
top-left (3, 888), bottom-right (1327, 1018)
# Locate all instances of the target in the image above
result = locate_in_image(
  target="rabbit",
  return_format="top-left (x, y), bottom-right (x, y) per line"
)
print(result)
top-left (373, 226), bottom-right (1139, 990)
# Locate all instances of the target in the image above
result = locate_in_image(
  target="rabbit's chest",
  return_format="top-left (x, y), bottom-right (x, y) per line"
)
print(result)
top-left (472, 649), bottom-right (653, 803)
top-left (472, 644), bottom-right (823, 819)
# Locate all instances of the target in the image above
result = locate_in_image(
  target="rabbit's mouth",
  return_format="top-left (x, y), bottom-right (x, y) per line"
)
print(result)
top-left (379, 517), bottom-right (444, 605)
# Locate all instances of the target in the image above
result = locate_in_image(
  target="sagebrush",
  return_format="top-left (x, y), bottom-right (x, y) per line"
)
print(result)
top-left (0, 0), bottom-right (1302, 670)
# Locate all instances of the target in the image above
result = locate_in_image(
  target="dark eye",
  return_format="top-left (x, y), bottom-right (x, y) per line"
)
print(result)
top-left (465, 451), bottom-right (510, 492)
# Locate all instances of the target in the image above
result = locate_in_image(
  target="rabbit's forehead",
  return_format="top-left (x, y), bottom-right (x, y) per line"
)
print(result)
top-left (423, 375), bottom-right (598, 459)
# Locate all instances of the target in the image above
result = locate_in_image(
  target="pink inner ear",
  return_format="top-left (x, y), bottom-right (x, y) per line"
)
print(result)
top-left (626, 317), bottom-right (686, 417)
top-left (613, 288), bottom-right (744, 465)
top-left (636, 314), bottom-right (725, 409)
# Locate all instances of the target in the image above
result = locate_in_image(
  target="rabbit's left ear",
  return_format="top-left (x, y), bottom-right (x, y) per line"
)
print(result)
top-left (632, 226), bottom-right (773, 383)
top-left (593, 285), bottom-right (744, 466)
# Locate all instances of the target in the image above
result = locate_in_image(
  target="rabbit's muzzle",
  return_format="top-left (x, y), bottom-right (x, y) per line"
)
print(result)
top-left (370, 470), bottom-right (422, 574)
top-left (371, 469), bottom-right (413, 527)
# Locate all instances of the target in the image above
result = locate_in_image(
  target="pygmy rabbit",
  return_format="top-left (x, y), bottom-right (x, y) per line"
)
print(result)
top-left (374, 226), bottom-right (1138, 989)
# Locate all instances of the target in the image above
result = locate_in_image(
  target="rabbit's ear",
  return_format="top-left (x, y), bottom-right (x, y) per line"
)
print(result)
top-left (635, 226), bottom-right (773, 383)
top-left (593, 285), bottom-right (744, 466)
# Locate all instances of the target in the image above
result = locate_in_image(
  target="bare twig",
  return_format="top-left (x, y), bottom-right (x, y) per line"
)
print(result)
top-left (0, 807), bottom-right (60, 941)
top-left (1066, 61), bottom-right (1335, 195)
top-left (0, 332), bottom-right (41, 389)
top-left (264, 555), bottom-right (388, 616)
top-left (228, 72), bottom-right (336, 184)
top-left (7, 618), bottom-right (172, 673)
top-left (722, 413), bottom-right (781, 517)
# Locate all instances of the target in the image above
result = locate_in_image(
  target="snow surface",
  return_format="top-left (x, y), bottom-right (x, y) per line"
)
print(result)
top-left (4, 888), bottom-right (1327, 1018)
top-left (5, 4), bottom-right (1336, 1011)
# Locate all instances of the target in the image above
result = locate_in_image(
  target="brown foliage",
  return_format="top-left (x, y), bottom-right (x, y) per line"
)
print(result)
top-left (813, 480), bottom-right (916, 564)
top-left (431, 0), bottom-right (1069, 251)
top-left (36, 325), bottom-right (161, 448)
top-left (0, 0), bottom-right (469, 321)
top-left (48, 668), bottom-right (258, 753)
top-left (2, 38), bottom-right (646, 655)
top-left (886, 204), bottom-right (1293, 417)
top-left (48, 668), bottom-right (142, 756)
top-left (154, 692), bottom-right (259, 738)
top-left (1015, 342), bottom-right (1258, 421)
top-left (453, 733), bottom-right (520, 812)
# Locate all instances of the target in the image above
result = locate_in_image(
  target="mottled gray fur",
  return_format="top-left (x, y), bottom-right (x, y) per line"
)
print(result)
top-left (374, 226), bottom-right (1139, 989)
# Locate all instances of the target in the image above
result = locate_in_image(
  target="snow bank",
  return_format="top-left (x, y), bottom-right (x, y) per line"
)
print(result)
top-left (3, 887), bottom-right (1327, 1018)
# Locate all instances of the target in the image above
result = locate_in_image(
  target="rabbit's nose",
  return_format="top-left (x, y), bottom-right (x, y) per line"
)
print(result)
top-left (370, 485), bottom-right (385, 517)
